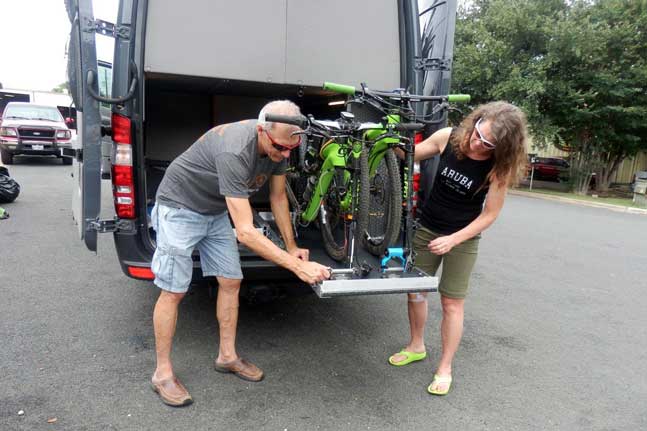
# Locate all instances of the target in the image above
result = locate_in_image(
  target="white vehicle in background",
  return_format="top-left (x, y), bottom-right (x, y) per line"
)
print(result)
top-left (0, 102), bottom-right (73, 165)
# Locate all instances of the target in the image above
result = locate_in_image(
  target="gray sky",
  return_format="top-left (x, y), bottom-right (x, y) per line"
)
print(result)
top-left (0, 0), bottom-right (117, 92)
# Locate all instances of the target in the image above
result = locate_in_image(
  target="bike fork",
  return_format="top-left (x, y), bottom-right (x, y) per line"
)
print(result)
top-left (402, 136), bottom-right (416, 270)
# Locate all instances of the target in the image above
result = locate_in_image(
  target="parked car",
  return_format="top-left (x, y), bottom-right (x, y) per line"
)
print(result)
top-left (0, 102), bottom-right (73, 165)
top-left (528, 156), bottom-right (570, 182)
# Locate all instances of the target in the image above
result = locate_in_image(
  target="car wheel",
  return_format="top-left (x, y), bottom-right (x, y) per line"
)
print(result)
top-left (0, 148), bottom-right (14, 164)
top-left (61, 156), bottom-right (73, 165)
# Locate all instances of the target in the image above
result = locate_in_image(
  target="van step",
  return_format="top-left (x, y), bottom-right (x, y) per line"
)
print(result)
top-left (312, 269), bottom-right (438, 298)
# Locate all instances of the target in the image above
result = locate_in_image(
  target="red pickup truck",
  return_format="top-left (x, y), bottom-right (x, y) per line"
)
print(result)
top-left (529, 157), bottom-right (570, 182)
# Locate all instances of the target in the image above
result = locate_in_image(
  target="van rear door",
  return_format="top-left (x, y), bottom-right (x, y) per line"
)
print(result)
top-left (67, 0), bottom-right (103, 251)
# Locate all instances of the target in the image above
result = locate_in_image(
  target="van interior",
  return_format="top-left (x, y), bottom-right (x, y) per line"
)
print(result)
top-left (142, 73), bottom-right (347, 246)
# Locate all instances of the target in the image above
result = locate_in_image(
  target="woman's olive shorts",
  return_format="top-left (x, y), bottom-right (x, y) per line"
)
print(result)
top-left (413, 226), bottom-right (480, 299)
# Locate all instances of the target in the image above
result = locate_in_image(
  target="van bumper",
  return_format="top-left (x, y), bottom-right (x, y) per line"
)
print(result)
top-left (113, 229), bottom-right (297, 283)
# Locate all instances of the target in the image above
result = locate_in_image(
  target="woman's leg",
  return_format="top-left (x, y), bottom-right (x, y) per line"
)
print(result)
top-left (390, 227), bottom-right (441, 363)
top-left (430, 295), bottom-right (464, 391)
top-left (407, 293), bottom-right (429, 351)
top-left (390, 293), bottom-right (429, 362)
top-left (430, 236), bottom-right (479, 392)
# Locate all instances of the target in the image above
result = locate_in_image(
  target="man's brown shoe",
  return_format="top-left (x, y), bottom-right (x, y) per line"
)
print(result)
top-left (214, 358), bottom-right (264, 382)
top-left (151, 376), bottom-right (193, 407)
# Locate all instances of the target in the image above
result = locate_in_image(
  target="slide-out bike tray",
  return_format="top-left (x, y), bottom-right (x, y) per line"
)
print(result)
top-left (251, 211), bottom-right (438, 299)
top-left (312, 266), bottom-right (438, 298)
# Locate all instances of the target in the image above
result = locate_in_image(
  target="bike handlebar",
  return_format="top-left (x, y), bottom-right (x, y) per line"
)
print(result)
top-left (447, 94), bottom-right (471, 103)
top-left (323, 81), bottom-right (470, 103)
top-left (393, 123), bottom-right (425, 132)
top-left (323, 81), bottom-right (356, 95)
top-left (264, 113), bottom-right (309, 128)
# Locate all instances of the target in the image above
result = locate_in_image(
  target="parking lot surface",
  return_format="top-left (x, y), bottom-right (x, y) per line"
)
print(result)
top-left (1, 158), bottom-right (646, 430)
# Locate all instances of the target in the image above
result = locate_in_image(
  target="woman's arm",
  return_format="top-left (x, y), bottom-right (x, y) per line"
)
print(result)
top-left (428, 177), bottom-right (508, 255)
top-left (413, 127), bottom-right (452, 162)
top-left (394, 127), bottom-right (452, 161)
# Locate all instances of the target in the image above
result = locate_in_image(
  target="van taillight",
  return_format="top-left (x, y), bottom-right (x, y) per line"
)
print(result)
top-left (111, 113), bottom-right (131, 144)
top-left (111, 113), bottom-right (135, 219)
top-left (127, 266), bottom-right (155, 280)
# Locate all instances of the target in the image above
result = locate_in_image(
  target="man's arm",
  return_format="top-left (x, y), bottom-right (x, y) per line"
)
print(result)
top-left (269, 174), bottom-right (298, 252)
top-left (225, 196), bottom-right (328, 283)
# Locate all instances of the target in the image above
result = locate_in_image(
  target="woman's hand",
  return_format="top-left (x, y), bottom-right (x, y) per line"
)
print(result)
top-left (428, 235), bottom-right (458, 255)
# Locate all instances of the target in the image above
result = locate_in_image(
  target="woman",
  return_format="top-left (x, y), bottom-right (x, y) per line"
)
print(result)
top-left (388, 101), bottom-right (528, 395)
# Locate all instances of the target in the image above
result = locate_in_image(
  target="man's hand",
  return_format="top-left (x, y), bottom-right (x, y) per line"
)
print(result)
top-left (428, 235), bottom-right (458, 255)
top-left (295, 261), bottom-right (331, 284)
top-left (288, 247), bottom-right (310, 261)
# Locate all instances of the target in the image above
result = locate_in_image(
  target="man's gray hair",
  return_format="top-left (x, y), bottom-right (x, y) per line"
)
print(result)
top-left (257, 100), bottom-right (302, 130)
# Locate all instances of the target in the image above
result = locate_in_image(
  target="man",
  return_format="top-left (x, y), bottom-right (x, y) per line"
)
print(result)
top-left (150, 100), bottom-right (330, 407)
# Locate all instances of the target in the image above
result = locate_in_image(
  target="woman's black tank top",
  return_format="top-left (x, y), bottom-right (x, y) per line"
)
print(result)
top-left (419, 130), bottom-right (494, 234)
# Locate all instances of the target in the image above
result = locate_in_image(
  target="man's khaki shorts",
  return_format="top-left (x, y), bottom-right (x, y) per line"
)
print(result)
top-left (413, 226), bottom-right (480, 299)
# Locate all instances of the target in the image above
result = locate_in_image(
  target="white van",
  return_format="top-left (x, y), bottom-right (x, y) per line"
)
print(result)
top-left (66, 0), bottom-right (458, 297)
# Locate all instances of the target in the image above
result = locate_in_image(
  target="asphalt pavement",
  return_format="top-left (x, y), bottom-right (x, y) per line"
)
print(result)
top-left (1, 157), bottom-right (646, 430)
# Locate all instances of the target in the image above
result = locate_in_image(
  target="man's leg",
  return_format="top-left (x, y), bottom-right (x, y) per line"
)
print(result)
top-left (215, 277), bottom-right (241, 363)
top-left (150, 288), bottom-right (193, 406)
top-left (199, 212), bottom-right (263, 381)
top-left (153, 290), bottom-right (186, 380)
top-left (149, 203), bottom-right (205, 406)
top-left (212, 277), bottom-right (264, 381)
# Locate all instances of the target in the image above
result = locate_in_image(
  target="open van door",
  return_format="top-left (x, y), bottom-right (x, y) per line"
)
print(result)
top-left (417, 0), bottom-right (458, 202)
top-left (66, 0), bottom-right (106, 252)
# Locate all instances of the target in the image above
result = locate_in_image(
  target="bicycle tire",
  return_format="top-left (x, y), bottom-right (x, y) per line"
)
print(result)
top-left (364, 149), bottom-right (402, 256)
top-left (320, 146), bottom-right (369, 262)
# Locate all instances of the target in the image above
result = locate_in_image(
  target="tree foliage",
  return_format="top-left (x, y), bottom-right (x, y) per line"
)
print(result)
top-left (452, 0), bottom-right (647, 193)
top-left (51, 82), bottom-right (69, 94)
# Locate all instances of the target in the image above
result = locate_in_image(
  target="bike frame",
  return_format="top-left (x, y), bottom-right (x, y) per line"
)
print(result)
top-left (301, 138), bottom-right (363, 223)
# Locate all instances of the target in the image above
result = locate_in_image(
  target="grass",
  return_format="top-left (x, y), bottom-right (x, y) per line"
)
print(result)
top-left (516, 187), bottom-right (644, 208)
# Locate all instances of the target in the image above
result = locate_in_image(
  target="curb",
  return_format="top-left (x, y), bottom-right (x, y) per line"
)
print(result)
top-left (509, 189), bottom-right (647, 215)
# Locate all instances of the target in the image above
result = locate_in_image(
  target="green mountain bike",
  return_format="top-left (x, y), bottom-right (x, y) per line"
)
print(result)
top-left (265, 112), bottom-right (369, 264)
top-left (322, 82), bottom-right (470, 267)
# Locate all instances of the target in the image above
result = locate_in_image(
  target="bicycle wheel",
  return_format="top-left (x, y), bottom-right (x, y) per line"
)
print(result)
top-left (364, 148), bottom-right (402, 256)
top-left (320, 147), bottom-right (369, 262)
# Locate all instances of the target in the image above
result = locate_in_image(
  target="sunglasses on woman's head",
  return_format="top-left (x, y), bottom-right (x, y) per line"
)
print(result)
top-left (475, 118), bottom-right (496, 149)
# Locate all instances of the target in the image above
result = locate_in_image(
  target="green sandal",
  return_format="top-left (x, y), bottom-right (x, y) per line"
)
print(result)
top-left (427, 373), bottom-right (452, 395)
top-left (388, 349), bottom-right (427, 366)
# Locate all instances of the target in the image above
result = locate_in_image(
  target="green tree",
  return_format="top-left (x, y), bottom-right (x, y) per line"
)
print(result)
top-left (543, 0), bottom-right (647, 193)
top-left (452, 0), bottom-right (647, 194)
top-left (51, 82), bottom-right (69, 94)
top-left (453, 0), bottom-right (565, 142)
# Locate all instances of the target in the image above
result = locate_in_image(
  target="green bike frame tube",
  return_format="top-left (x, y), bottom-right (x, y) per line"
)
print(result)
top-left (364, 115), bottom-right (401, 176)
top-left (301, 139), bottom-right (362, 222)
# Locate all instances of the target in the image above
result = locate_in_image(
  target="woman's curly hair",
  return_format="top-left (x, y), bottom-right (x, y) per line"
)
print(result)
top-left (451, 101), bottom-right (528, 187)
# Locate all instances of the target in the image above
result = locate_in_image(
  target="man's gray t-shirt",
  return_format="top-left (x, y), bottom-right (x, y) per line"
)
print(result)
top-left (156, 120), bottom-right (287, 214)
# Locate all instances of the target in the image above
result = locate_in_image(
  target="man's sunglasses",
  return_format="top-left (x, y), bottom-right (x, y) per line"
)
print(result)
top-left (475, 117), bottom-right (496, 149)
top-left (264, 129), bottom-right (301, 152)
